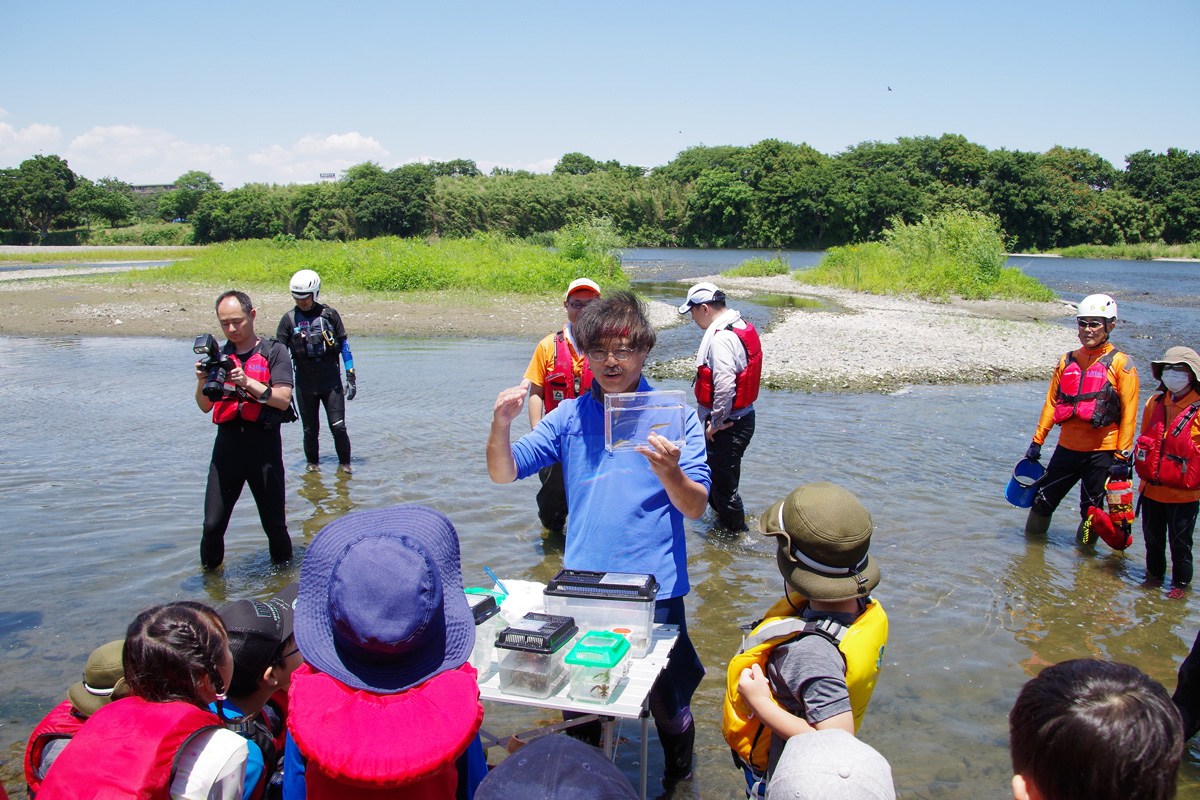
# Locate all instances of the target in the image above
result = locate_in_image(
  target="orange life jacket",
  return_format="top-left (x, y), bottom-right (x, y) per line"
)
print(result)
top-left (544, 331), bottom-right (592, 412)
top-left (1053, 350), bottom-right (1121, 429)
top-left (1134, 396), bottom-right (1200, 491)
top-left (694, 322), bottom-right (762, 410)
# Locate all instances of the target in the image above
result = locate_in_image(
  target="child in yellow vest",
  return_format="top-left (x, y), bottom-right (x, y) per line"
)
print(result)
top-left (724, 482), bottom-right (888, 796)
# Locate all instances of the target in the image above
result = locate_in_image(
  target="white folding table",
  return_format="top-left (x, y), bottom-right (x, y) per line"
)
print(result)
top-left (477, 623), bottom-right (679, 800)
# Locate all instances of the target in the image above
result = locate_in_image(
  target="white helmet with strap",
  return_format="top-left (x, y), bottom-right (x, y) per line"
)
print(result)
top-left (290, 269), bottom-right (321, 301)
top-left (1076, 293), bottom-right (1117, 320)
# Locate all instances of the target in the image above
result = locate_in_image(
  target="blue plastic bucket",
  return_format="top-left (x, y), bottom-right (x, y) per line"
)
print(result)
top-left (1005, 458), bottom-right (1046, 508)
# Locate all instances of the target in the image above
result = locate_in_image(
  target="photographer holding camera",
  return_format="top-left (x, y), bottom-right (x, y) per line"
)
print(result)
top-left (194, 290), bottom-right (295, 569)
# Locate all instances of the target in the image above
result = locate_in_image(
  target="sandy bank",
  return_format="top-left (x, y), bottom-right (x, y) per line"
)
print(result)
top-left (0, 271), bottom-right (1077, 392)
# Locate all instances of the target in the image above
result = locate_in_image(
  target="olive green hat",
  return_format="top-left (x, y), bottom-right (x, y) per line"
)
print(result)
top-left (67, 640), bottom-right (129, 718)
top-left (1151, 346), bottom-right (1200, 385)
top-left (758, 482), bottom-right (881, 601)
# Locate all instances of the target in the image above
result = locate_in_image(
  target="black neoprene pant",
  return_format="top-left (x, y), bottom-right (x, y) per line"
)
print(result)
top-left (295, 376), bottom-right (350, 466)
top-left (201, 423), bottom-right (292, 567)
top-left (1031, 445), bottom-right (1114, 520)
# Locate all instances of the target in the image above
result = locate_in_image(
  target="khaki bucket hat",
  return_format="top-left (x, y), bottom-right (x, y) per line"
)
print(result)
top-left (758, 482), bottom-right (880, 601)
top-left (1151, 346), bottom-right (1200, 384)
top-left (67, 640), bottom-right (128, 718)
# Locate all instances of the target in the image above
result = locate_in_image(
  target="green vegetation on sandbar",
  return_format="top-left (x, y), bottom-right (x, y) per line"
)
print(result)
top-left (795, 209), bottom-right (1056, 302)
top-left (144, 222), bottom-right (629, 296)
top-left (1052, 242), bottom-right (1200, 261)
top-left (723, 254), bottom-right (791, 278)
top-left (0, 247), bottom-right (202, 264)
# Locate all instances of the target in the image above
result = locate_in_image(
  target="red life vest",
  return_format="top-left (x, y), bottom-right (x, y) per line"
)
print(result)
top-left (36, 696), bottom-right (222, 800)
top-left (212, 341), bottom-right (272, 424)
top-left (1052, 350), bottom-right (1121, 429)
top-left (544, 331), bottom-right (592, 412)
top-left (1134, 396), bottom-right (1200, 491)
top-left (694, 322), bottom-right (762, 410)
top-left (24, 700), bottom-right (84, 796)
top-left (288, 663), bottom-right (482, 800)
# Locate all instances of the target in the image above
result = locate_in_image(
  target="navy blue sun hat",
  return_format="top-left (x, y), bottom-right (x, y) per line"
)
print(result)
top-left (295, 505), bottom-right (474, 693)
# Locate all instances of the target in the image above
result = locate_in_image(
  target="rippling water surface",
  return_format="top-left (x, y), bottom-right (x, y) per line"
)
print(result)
top-left (2, 251), bottom-right (1199, 798)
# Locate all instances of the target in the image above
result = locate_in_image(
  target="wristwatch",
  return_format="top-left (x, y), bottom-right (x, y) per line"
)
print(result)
top-left (258, 386), bottom-right (273, 403)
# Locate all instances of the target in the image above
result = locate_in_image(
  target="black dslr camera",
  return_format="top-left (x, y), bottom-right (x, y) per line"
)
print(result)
top-left (193, 334), bottom-right (234, 400)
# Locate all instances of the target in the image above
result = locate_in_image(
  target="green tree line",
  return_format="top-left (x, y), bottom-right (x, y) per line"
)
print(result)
top-left (3, 136), bottom-right (1199, 250)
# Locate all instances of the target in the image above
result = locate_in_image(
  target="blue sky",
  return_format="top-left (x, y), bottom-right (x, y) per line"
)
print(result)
top-left (2, 0), bottom-right (1196, 188)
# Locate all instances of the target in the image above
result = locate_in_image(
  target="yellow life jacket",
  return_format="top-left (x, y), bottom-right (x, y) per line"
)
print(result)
top-left (722, 593), bottom-right (888, 773)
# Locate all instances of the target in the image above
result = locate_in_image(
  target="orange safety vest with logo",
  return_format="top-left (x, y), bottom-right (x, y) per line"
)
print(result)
top-left (722, 593), bottom-right (888, 773)
top-left (1053, 350), bottom-right (1121, 429)
top-left (544, 331), bottom-right (592, 413)
top-left (1134, 396), bottom-right (1200, 491)
top-left (212, 341), bottom-right (272, 424)
top-left (24, 700), bottom-right (84, 797)
top-left (36, 697), bottom-right (223, 800)
top-left (694, 322), bottom-right (762, 410)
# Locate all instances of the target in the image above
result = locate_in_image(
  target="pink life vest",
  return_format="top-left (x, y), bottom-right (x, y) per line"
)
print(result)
top-left (287, 663), bottom-right (482, 800)
top-left (212, 342), bottom-right (272, 424)
top-left (36, 697), bottom-right (222, 800)
top-left (24, 700), bottom-right (84, 796)
top-left (1134, 396), bottom-right (1200, 491)
top-left (694, 322), bottom-right (763, 410)
top-left (1052, 350), bottom-right (1121, 428)
top-left (544, 331), bottom-right (592, 412)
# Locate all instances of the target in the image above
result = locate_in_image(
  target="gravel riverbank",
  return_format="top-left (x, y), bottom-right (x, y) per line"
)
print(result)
top-left (0, 270), bottom-right (1077, 392)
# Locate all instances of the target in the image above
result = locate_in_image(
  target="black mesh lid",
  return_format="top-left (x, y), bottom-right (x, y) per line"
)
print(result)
top-left (544, 569), bottom-right (659, 602)
top-left (465, 592), bottom-right (500, 625)
top-left (495, 612), bottom-right (578, 654)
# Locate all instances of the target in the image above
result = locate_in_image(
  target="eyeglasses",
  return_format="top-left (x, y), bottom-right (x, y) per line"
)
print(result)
top-left (1162, 365), bottom-right (1188, 373)
top-left (1077, 320), bottom-right (1107, 330)
top-left (587, 348), bottom-right (636, 362)
top-left (274, 646), bottom-right (300, 664)
top-left (567, 300), bottom-right (593, 310)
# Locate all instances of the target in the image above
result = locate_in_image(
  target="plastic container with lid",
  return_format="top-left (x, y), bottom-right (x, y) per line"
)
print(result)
top-left (465, 590), bottom-right (504, 680)
top-left (565, 632), bottom-right (630, 704)
top-left (544, 570), bottom-right (658, 658)
top-left (495, 613), bottom-right (578, 699)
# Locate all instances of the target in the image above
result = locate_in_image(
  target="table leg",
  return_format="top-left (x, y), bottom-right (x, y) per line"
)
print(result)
top-left (639, 714), bottom-right (650, 800)
top-left (602, 719), bottom-right (614, 757)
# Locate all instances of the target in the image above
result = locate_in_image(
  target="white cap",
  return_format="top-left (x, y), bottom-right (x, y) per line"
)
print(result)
top-left (766, 729), bottom-right (895, 800)
top-left (566, 278), bottom-right (601, 299)
top-left (678, 282), bottom-right (725, 314)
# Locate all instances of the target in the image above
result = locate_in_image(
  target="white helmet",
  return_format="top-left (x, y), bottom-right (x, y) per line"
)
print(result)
top-left (1076, 293), bottom-right (1117, 320)
top-left (290, 269), bottom-right (321, 301)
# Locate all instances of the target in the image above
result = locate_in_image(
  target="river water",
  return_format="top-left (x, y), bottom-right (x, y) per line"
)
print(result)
top-left (1, 250), bottom-right (1199, 798)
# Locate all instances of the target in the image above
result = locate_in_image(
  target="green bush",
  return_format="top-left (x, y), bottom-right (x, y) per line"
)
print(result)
top-left (85, 223), bottom-right (194, 246)
top-left (723, 254), bottom-right (791, 277)
top-left (795, 209), bottom-right (1055, 302)
top-left (1054, 242), bottom-right (1200, 260)
top-left (143, 235), bottom-right (630, 295)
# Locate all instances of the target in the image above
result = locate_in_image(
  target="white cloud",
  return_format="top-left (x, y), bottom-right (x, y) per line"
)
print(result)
top-left (66, 125), bottom-right (235, 185)
top-left (477, 156), bottom-right (558, 174)
top-left (0, 122), bottom-right (64, 163)
top-left (247, 132), bottom-right (390, 183)
top-left (0, 107), bottom-right (10, 118)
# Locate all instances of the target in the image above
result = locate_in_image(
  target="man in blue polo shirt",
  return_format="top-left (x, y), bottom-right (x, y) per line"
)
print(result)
top-left (487, 290), bottom-right (710, 791)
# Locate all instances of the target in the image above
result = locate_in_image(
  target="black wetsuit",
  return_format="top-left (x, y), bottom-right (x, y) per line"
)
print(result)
top-left (201, 339), bottom-right (294, 567)
top-left (277, 304), bottom-right (351, 466)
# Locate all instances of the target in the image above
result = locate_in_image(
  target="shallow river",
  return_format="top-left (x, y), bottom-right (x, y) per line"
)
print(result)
top-left (1, 250), bottom-right (1198, 798)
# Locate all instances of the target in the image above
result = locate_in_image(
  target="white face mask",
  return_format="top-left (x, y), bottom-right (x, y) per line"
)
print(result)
top-left (1162, 369), bottom-right (1192, 394)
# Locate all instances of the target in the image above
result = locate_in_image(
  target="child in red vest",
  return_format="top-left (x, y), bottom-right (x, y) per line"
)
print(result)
top-left (284, 505), bottom-right (483, 799)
